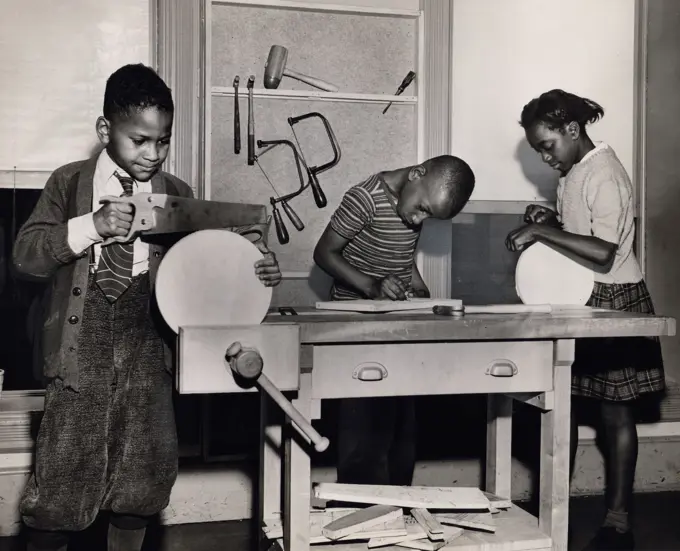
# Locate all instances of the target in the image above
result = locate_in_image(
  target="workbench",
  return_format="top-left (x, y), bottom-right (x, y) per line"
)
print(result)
top-left (177, 306), bottom-right (675, 551)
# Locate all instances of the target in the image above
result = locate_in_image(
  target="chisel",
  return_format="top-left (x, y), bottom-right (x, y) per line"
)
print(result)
top-left (383, 70), bottom-right (416, 114)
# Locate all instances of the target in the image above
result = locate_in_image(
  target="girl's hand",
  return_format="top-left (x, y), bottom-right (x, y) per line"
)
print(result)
top-left (253, 243), bottom-right (282, 287)
top-left (524, 204), bottom-right (559, 226)
top-left (506, 224), bottom-right (540, 252)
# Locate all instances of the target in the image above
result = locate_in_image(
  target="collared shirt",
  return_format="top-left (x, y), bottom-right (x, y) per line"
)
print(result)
top-left (67, 149), bottom-right (151, 275)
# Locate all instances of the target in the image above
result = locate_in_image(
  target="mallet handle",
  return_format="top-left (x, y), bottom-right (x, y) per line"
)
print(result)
top-left (257, 373), bottom-right (330, 453)
top-left (284, 68), bottom-right (339, 93)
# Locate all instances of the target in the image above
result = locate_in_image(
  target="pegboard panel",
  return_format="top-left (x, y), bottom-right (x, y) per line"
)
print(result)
top-left (211, 3), bottom-right (417, 94)
top-left (210, 95), bottom-right (417, 271)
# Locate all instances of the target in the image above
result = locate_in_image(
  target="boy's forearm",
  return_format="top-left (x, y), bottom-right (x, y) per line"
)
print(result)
top-left (315, 251), bottom-right (377, 298)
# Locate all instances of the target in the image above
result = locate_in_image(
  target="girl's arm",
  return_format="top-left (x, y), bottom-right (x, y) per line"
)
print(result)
top-left (534, 224), bottom-right (617, 268)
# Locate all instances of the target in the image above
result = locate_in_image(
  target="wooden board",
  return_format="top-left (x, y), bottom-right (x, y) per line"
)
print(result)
top-left (396, 525), bottom-right (464, 550)
top-left (368, 516), bottom-right (427, 548)
top-left (313, 484), bottom-right (491, 510)
top-left (315, 298), bottom-right (464, 313)
top-left (263, 309), bottom-right (676, 343)
top-left (155, 229), bottom-right (272, 332)
top-left (436, 512), bottom-right (496, 533)
top-left (322, 505), bottom-right (403, 540)
top-left (264, 508), bottom-right (407, 543)
top-left (211, 3), bottom-right (416, 93)
top-left (410, 508), bottom-right (444, 538)
top-left (482, 492), bottom-right (512, 510)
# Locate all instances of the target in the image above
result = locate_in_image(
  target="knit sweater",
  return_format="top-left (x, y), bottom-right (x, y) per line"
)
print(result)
top-left (557, 143), bottom-right (642, 284)
top-left (12, 155), bottom-right (193, 391)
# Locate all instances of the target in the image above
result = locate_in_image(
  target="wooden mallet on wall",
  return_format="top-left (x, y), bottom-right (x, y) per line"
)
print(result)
top-left (264, 45), bottom-right (339, 92)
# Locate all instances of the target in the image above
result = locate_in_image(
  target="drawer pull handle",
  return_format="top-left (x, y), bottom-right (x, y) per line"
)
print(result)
top-left (486, 360), bottom-right (518, 377)
top-left (353, 363), bottom-right (388, 382)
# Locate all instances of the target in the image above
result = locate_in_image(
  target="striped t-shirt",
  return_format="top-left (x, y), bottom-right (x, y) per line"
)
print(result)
top-left (329, 174), bottom-right (420, 300)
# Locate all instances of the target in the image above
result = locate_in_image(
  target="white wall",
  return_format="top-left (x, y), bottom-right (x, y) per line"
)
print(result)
top-left (451, 0), bottom-right (636, 203)
top-left (0, 0), bottom-right (149, 187)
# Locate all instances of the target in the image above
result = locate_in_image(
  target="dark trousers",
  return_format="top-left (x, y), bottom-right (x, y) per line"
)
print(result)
top-left (20, 273), bottom-right (178, 533)
top-left (336, 396), bottom-right (417, 486)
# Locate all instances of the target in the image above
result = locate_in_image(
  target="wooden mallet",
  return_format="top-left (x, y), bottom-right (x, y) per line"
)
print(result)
top-left (264, 45), bottom-right (339, 92)
top-left (225, 341), bottom-right (330, 452)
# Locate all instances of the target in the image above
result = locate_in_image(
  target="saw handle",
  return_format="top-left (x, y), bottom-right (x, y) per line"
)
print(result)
top-left (226, 342), bottom-right (329, 453)
top-left (271, 203), bottom-right (290, 244)
top-left (98, 194), bottom-right (154, 247)
top-left (308, 173), bottom-right (327, 208)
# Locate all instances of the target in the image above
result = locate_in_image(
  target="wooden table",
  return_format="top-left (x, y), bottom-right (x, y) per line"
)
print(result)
top-left (177, 307), bottom-right (675, 551)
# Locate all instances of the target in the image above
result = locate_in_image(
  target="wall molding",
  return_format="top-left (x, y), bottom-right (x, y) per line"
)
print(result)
top-left (416, 0), bottom-right (453, 298)
top-left (634, 0), bottom-right (649, 276)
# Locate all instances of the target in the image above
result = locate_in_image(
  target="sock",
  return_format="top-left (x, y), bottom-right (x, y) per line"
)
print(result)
top-left (603, 509), bottom-right (629, 533)
top-left (107, 523), bottom-right (147, 551)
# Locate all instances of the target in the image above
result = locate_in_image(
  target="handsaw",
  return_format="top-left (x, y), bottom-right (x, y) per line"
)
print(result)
top-left (99, 193), bottom-right (269, 246)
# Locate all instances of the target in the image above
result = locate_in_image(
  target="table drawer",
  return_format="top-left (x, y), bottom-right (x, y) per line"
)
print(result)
top-left (311, 341), bottom-right (553, 399)
top-left (177, 325), bottom-right (300, 394)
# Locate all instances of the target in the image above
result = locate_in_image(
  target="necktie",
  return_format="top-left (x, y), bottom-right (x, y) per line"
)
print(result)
top-left (95, 171), bottom-right (135, 303)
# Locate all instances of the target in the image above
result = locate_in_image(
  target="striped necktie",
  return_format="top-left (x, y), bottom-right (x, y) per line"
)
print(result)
top-left (95, 171), bottom-right (135, 303)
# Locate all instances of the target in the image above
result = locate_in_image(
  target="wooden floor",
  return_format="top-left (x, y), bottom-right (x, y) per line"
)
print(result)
top-left (1, 492), bottom-right (679, 551)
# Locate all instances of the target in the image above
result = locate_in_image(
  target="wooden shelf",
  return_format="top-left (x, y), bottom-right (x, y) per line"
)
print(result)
top-left (211, 0), bottom-right (422, 18)
top-left (211, 87), bottom-right (417, 105)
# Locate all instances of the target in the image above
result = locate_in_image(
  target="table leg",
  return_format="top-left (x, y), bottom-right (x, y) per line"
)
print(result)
top-left (283, 371), bottom-right (313, 551)
top-left (258, 392), bottom-right (282, 549)
top-left (539, 339), bottom-right (574, 551)
top-left (485, 394), bottom-right (513, 500)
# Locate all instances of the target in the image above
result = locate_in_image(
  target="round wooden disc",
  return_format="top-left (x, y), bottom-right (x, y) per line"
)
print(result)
top-left (515, 241), bottom-right (594, 305)
top-left (155, 229), bottom-right (273, 333)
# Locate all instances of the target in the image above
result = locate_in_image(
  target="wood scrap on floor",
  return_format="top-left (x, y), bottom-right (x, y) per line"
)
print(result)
top-left (368, 516), bottom-right (427, 548)
top-left (482, 491), bottom-right (511, 509)
top-left (265, 485), bottom-right (515, 549)
top-left (410, 508), bottom-right (444, 541)
top-left (322, 505), bottom-right (403, 540)
top-left (435, 511), bottom-right (496, 533)
top-left (264, 507), bottom-right (407, 544)
top-left (313, 483), bottom-right (491, 510)
top-left (394, 524), bottom-right (463, 551)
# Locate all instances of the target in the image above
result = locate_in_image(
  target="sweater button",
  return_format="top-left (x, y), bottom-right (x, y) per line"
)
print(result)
top-left (72, 287), bottom-right (82, 296)
top-left (153, 251), bottom-right (162, 258)
top-left (68, 315), bottom-right (79, 325)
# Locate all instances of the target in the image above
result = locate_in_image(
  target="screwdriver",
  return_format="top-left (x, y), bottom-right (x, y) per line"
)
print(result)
top-left (383, 70), bottom-right (416, 114)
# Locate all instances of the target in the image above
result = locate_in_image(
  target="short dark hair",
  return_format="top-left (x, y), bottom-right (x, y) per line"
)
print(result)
top-left (103, 64), bottom-right (174, 120)
top-left (520, 89), bottom-right (604, 132)
top-left (424, 155), bottom-right (475, 210)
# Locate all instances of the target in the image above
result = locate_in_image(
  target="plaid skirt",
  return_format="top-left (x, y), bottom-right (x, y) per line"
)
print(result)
top-left (572, 280), bottom-right (666, 401)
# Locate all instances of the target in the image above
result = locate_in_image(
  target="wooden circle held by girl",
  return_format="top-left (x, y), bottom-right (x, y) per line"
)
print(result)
top-left (515, 241), bottom-right (594, 306)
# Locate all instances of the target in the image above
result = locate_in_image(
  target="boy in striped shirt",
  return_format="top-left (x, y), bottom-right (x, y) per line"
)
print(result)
top-left (314, 155), bottom-right (475, 486)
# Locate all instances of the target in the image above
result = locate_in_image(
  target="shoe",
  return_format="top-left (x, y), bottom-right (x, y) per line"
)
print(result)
top-left (582, 526), bottom-right (635, 550)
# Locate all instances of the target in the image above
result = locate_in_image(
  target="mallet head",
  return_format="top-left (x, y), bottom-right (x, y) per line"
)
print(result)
top-left (264, 45), bottom-right (288, 89)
